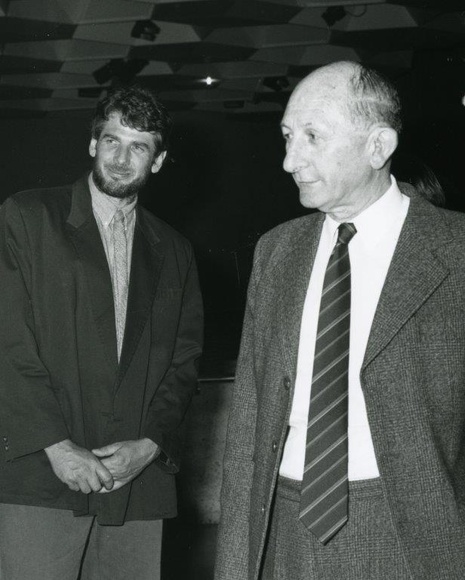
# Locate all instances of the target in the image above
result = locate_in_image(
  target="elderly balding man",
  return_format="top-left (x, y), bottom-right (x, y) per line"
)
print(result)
top-left (215, 61), bottom-right (465, 580)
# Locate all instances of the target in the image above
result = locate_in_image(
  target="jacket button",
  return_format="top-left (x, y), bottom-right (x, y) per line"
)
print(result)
top-left (283, 377), bottom-right (291, 391)
top-left (272, 441), bottom-right (278, 452)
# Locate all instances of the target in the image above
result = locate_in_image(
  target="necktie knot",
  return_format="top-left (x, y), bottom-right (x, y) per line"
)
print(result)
top-left (113, 209), bottom-right (126, 229)
top-left (337, 222), bottom-right (356, 245)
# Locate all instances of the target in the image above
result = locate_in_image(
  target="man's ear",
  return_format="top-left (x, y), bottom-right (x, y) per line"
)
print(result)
top-left (368, 127), bottom-right (398, 170)
top-left (151, 150), bottom-right (167, 174)
top-left (89, 138), bottom-right (97, 158)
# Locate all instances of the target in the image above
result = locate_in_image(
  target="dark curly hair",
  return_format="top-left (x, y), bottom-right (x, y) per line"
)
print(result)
top-left (91, 84), bottom-right (172, 155)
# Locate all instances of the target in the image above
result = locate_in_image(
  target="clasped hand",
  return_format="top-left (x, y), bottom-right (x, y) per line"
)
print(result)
top-left (93, 438), bottom-right (159, 493)
top-left (45, 438), bottom-right (158, 494)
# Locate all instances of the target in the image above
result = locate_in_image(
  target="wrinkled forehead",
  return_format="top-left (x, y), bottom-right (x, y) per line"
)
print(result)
top-left (281, 80), bottom-right (350, 130)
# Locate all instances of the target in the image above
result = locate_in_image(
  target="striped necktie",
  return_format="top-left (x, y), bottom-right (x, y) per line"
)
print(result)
top-left (299, 222), bottom-right (357, 544)
top-left (112, 209), bottom-right (129, 361)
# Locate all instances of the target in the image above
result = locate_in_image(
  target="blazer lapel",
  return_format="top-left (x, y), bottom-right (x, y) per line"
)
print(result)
top-left (66, 176), bottom-right (119, 372)
top-left (117, 209), bottom-right (164, 384)
top-left (362, 195), bottom-right (450, 370)
top-left (276, 214), bottom-right (325, 376)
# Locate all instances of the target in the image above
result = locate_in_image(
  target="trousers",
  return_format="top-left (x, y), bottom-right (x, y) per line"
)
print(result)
top-left (261, 476), bottom-right (413, 580)
top-left (0, 503), bottom-right (163, 580)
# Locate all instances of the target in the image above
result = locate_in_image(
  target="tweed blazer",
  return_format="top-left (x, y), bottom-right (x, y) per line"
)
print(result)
top-left (215, 186), bottom-right (465, 580)
top-left (0, 176), bottom-right (203, 525)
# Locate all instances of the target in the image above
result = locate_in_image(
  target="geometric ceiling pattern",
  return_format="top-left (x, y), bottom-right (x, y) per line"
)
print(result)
top-left (1, 0), bottom-right (464, 116)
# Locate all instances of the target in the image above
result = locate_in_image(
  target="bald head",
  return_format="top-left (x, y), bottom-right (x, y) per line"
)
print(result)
top-left (290, 61), bottom-right (402, 135)
top-left (294, 61), bottom-right (359, 98)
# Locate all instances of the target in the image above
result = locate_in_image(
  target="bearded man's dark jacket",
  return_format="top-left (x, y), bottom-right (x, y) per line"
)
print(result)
top-left (0, 175), bottom-right (204, 525)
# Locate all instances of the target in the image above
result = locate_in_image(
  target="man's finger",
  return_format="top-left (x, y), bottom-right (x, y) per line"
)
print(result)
top-left (96, 464), bottom-right (114, 490)
top-left (78, 480), bottom-right (92, 495)
top-left (88, 475), bottom-right (103, 493)
top-left (97, 479), bottom-right (126, 493)
top-left (92, 443), bottom-right (121, 457)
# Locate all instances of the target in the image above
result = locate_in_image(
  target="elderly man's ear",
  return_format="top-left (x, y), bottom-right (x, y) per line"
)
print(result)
top-left (367, 127), bottom-right (398, 170)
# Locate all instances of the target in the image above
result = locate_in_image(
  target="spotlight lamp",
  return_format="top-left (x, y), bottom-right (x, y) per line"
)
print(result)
top-left (131, 20), bottom-right (161, 42)
top-left (201, 76), bottom-right (220, 87)
top-left (322, 6), bottom-right (347, 27)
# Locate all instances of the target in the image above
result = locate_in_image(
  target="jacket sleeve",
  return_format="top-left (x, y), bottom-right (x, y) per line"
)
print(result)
top-left (214, 241), bottom-right (261, 580)
top-left (142, 244), bottom-right (204, 473)
top-left (0, 199), bottom-right (70, 461)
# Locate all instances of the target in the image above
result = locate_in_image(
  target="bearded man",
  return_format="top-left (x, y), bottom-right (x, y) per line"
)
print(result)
top-left (0, 85), bottom-right (203, 580)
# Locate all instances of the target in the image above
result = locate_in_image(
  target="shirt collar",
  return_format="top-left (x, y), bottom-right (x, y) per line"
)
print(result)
top-left (323, 175), bottom-right (407, 249)
top-left (88, 173), bottom-right (138, 228)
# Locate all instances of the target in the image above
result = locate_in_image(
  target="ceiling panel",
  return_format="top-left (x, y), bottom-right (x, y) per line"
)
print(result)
top-left (0, 17), bottom-right (75, 42)
top-left (151, 1), bottom-right (301, 26)
top-left (390, 0), bottom-right (465, 9)
top-left (204, 24), bottom-right (329, 49)
top-left (0, 72), bottom-right (97, 90)
top-left (0, 85), bottom-right (54, 100)
top-left (130, 42), bottom-right (257, 64)
top-left (8, 0), bottom-right (85, 24)
top-left (265, 0), bottom-right (384, 5)
top-left (0, 0), bottom-right (463, 116)
top-left (0, 56), bottom-right (62, 75)
top-left (73, 20), bottom-right (201, 46)
top-left (177, 61), bottom-right (289, 78)
top-left (331, 4), bottom-right (418, 31)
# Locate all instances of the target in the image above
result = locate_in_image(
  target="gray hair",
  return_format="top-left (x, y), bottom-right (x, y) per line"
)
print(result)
top-left (348, 64), bottom-right (402, 134)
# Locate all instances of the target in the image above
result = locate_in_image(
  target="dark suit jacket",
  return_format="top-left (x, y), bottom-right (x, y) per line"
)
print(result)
top-left (215, 186), bottom-right (465, 580)
top-left (0, 176), bottom-right (203, 525)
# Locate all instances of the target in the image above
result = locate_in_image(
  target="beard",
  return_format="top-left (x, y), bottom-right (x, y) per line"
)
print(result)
top-left (92, 161), bottom-right (152, 199)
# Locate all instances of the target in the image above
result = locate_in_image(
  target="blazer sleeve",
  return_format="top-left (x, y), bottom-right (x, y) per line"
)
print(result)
top-left (0, 199), bottom-right (70, 461)
top-left (142, 243), bottom-right (204, 473)
top-left (214, 241), bottom-right (260, 580)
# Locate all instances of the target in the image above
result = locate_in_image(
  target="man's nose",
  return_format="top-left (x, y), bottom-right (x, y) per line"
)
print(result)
top-left (115, 145), bottom-right (130, 165)
top-left (283, 140), bottom-right (307, 174)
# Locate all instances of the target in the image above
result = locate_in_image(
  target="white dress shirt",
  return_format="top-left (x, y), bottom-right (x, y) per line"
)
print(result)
top-left (279, 176), bottom-right (410, 481)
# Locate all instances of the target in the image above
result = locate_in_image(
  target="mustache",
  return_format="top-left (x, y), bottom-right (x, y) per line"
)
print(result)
top-left (107, 163), bottom-right (132, 173)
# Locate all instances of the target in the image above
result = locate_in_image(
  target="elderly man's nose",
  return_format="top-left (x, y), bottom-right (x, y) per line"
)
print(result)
top-left (283, 141), bottom-right (307, 174)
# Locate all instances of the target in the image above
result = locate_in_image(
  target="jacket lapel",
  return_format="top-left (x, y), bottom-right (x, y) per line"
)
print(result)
top-left (276, 214), bottom-right (325, 376)
top-left (362, 194), bottom-right (450, 370)
top-left (117, 209), bottom-right (164, 384)
top-left (66, 176), bottom-right (119, 372)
